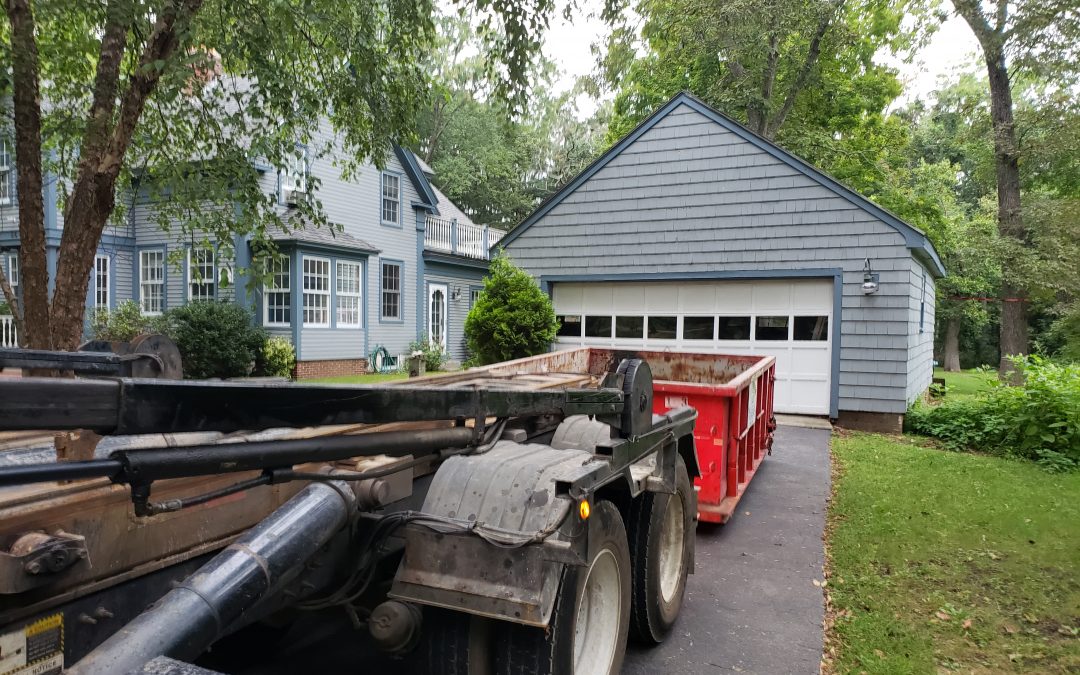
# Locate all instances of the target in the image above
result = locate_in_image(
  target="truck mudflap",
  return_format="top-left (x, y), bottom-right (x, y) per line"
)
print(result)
top-left (389, 405), bottom-right (695, 629)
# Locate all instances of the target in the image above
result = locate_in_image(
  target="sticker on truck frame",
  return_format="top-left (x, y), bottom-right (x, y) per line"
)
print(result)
top-left (0, 614), bottom-right (63, 675)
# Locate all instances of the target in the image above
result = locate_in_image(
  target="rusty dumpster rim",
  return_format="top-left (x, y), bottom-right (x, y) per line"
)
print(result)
top-left (658, 495), bottom-right (685, 604)
top-left (573, 547), bottom-right (622, 674)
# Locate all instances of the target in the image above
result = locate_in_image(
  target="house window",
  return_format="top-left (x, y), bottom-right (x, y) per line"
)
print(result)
top-left (755, 316), bottom-right (789, 341)
top-left (381, 173), bottom-right (400, 225)
top-left (556, 315), bottom-right (581, 337)
top-left (794, 316), bottom-right (829, 341)
top-left (5, 253), bottom-right (17, 289)
top-left (218, 255), bottom-right (234, 299)
top-left (336, 260), bottom-right (363, 328)
top-left (139, 249), bottom-right (165, 315)
top-left (282, 146), bottom-right (308, 201)
top-left (919, 276), bottom-right (927, 334)
top-left (647, 316), bottom-right (677, 339)
top-left (0, 140), bottom-right (11, 205)
top-left (93, 255), bottom-right (110, 310)
top-left (470, 288), bottom-right (481, 307)
top-left (264, 256), bottom-right (291, 326)
top-left (380, 262), bottom-right (401, 320)
top-left (188, 247), bottom-right (215, 301)
top-left (584, 315), bottom-right (612, 338)
top-left (682, 316), bottom-right (715, 340)
top-left (302, 256), bottom-right (330, 327)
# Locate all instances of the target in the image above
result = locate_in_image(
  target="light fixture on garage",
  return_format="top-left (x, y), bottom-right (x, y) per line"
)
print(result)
top-left (862, 258), bottom-right (880, 295)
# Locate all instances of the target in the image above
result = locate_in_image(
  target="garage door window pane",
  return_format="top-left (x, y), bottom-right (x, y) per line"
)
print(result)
top-left (794, 316), bottom-right (829, 341)
top-left (584, 316), bottom-right (613, 338)
top-left (615, 316), bottom-right (644, 338)
top-left (682, 316), bottom-right (715, 340)
top-left (647, 316), bottom-right (677, 339)
top-left (718, 316), bottom-right (751, 340)
top-left (557, 315), bottom-right (582, 337)
top-left (755, 316), bottom-right (789, 340)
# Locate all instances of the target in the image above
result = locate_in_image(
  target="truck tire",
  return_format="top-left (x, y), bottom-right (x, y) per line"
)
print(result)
top-left (424, 607), bottom-right (493, 675)
top-left (493, 500), bottom-right (631, 675)
top-left (627, 454), bottom-right (694, 644)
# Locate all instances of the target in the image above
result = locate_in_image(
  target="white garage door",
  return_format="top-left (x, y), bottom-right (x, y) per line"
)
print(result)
top-left (551, 279), bottom-right (833, 415)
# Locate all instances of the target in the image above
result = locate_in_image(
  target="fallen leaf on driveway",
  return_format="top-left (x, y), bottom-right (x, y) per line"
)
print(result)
top-left (813, 579), bottom-right (822, 587)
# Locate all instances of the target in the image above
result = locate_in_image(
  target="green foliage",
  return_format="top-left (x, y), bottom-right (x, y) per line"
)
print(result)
top-left (408, 338), bottom-right (447, 372)
top-left (907, 357), bottom-right (1080, 470)
top-left (166, 302), bottom-right (267, 380)
top-left (829, 432), bottom-right (1080, 673)
top-left (465, 252), bottom-right (557, 365)
top-left (256, 336), bottom-right (296, 378)
top-left (89, 301), bottom-right (169, 342)
top-left (1039, 302), bottom-right (1080, 362)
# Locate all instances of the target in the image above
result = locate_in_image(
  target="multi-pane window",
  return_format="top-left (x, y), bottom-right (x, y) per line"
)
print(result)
top-left (188, 247), bottom-right (215, 301)
top-left (381, 173), bottom-right (400, 224)
top-left (139, 249), bottom-right (165, 315)
top-left (336, 261), bottom-right (363, 328)
top-left (264, 256), bottom-right (291, 326)
top-left (218, 255), bottom-right (234, 299)
top-left (381, 261), bottom-right (401, 319)
top-left (93, 255), bottom-right (110, 310)
top-left (302, 256), bottom-right (330, 326)
top-left (5, 253), bottom-right (17, 289)
top-left (282, 146), bottom-right (308, 198)
top-left (470, 288), bottom-right (481, 307)
top-left (0, 140), bottom-right (11, 205)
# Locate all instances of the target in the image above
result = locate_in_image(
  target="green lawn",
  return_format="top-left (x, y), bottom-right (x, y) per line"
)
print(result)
top-left (302, 371), bottom-right (411, 384)
top-left (933, 367), bottom-right (997, 399)
top-left (826, 432), bottom-right (1080, 674)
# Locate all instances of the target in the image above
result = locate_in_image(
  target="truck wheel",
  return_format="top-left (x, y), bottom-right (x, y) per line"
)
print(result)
top-left (424, 607), bottom-right (493, 675)
top-left (493, 500), bottom-right (631, 675)
top-left (627, 454), bottom-right (694, 644)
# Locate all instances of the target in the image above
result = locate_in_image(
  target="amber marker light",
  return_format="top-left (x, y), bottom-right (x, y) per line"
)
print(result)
top-left (579, 499), bottom-right (591, 520)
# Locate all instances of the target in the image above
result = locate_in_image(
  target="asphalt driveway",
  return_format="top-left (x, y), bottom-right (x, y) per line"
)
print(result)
top-left (623, 423), bottom-right (832, 674)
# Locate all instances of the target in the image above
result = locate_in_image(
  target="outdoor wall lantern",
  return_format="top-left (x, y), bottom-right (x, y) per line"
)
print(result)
top-left (450, 286), bottom-right (461, 301)
top-left (862, 258), bottom-right (880, 295)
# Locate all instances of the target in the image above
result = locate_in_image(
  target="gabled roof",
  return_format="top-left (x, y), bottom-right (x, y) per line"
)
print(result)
top-left (500, 91), bottom-right (946, 278)
top-left (394, 145), bottom-right (439, 213)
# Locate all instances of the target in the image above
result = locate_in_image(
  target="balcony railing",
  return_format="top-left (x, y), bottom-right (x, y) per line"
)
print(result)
top-left (424, 216), bottom-right (504, 260)
top-left (0, 315), bottom-right (17, 348)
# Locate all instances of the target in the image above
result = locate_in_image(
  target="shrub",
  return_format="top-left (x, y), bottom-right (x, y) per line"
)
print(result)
top-left (89, 300), bottom-right (168, 342)
top-left (167, 302), bottom-right (267, 379)
top-left (257, 336), bottom-right (296, 378)
top-left (408, 338), bottom-right (446, 372)
top-left (906, 356), bottom-right (1080, 471)
top-left (465, 252), bottom-right (557, 365)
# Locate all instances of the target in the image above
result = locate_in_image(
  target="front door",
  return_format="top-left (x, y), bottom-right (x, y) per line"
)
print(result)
top-left (428, 283), bottom-right (447, 350)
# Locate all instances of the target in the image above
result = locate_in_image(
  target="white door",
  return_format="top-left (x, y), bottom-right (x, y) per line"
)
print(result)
top-left (428, 283), bottom-right (447, 350)
top-left (550, 279), bottom-right (833, 415)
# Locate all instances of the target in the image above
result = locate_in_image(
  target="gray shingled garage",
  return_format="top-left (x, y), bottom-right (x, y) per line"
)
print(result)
top-left (500, 92), bottom-right (946, 428)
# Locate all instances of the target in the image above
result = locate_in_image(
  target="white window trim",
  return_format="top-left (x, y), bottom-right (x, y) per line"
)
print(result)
top-left (6, 253), bottom-right (17, 288)
top-left (139, 249), bottom-right (165, 316)
top-left (381, 172), bottom-right (400, 225)
top-left (302, 255), bottom-right (331, 328)
top-left (0, 140), bottom-right (12, 206)
top-left (263, 256), bottom-right (292, 327)
top-left (380, 261), bottom-right (402, 320)
top-left (94, 254), bottom-right (110, 310)
top-left (187, 247), bottom-right (216, 302)
top-left (281, 146), bottom-right (309, 200)
top-left (335, 260), bottom-right (363, 329)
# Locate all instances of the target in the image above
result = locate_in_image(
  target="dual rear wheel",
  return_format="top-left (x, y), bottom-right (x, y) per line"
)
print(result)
top-left (425, 456), bottom-right (694, 675)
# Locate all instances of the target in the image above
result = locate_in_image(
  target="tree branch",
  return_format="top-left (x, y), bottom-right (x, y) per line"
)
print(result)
top-left (767, 0), bottom-right (847, 138)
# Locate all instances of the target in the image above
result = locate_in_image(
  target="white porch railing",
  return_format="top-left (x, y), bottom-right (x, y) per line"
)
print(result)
top-left (424, 216), bottom-right (505, 260)
top-left (0, 315), bottom-right (17, 348)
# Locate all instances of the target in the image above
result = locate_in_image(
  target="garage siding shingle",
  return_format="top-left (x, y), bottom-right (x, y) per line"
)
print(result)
top-left (505, 102), bottom-right (939, 415)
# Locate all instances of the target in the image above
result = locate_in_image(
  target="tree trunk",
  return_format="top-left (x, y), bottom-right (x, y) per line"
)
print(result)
top-left (5, 0), bottom-right (52, 349)
top-left (984, 49), bottom-right (1028, 381)
top-left (943, 316), bottom-right (961, 372)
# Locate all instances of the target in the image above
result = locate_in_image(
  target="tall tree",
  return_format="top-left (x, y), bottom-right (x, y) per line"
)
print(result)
top-left (949, 0), bottom-right (1080, 376)
top-left (598, 0), bottom-right (918, 164)
top-left (0, 0), bottom-right (557, 350)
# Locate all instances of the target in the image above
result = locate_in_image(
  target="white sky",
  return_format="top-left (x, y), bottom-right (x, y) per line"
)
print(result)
top-left (539, 3), bottom-right (984, 118)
